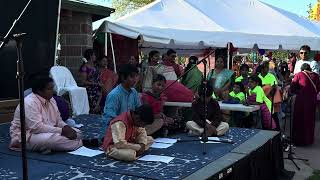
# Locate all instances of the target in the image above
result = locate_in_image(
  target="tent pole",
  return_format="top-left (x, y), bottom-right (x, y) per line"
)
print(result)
top-left (227, 42), bottom-right (231, 70)
top-left (208, 52), bottom-right (211, 71)
top-left (54, 0), bottom-right (62, 66)
top-left (105, 32), bottom-right (108, 57)
top-left (109, 33), bottom-right (117, 73)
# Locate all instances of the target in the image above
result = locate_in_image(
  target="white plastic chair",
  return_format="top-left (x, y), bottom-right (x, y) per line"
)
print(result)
top-left (49, 66), bottom-right (89, 115)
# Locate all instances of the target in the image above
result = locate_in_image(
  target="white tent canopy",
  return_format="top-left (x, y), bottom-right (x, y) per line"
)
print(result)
top-left (97, 0), bottom-right (320, 51)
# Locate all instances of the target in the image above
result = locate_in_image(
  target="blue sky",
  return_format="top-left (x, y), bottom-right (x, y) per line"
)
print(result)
top-left (90, 0), bottom-right (318, 29)
top-left (87, 0), bottom-right (111, 6)
top-left (260, 0), bottom-right (317, 17)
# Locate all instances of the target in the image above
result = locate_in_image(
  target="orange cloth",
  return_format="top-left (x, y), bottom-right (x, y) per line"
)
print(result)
top-left (100, 69), bottom-right (118, 95)
top-left (262, 85), bottom-right (282, 112)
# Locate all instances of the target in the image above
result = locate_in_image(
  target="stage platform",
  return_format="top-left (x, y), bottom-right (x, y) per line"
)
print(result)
top-left (0, 115), bottom-right (283, 180)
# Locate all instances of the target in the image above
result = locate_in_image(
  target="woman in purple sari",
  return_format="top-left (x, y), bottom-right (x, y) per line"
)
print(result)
top-left (290, 63), bottom-right (320, 146)
top-left (79, 49), bottom-right (102, 113)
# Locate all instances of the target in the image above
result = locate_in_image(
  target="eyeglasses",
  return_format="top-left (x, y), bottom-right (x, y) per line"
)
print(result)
top-left (300, 51), bottom-right (308, 55)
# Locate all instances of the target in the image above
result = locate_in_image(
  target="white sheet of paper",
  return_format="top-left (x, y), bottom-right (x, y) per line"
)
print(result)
top-left (74, 123), bottom-right (84, 128)
top-left (200, 141), bottom-right (221, 143)
top-left (151, 142), bottom-right (173, 149)
top-left (138, 155), bottom-right (174, 163)
top-left (68, 146), bottom-right (104, 157)
top-left (208, 137), bottom-right (220, 141)
top-left (65, 119), bottom-right (84, 128)
top-left (154, 138), bottom-right (177, 144)
top-left (199, 137), bottom-right (221, 143)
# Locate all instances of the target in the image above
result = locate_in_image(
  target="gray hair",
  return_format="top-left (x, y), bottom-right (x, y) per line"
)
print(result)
top-left (300, 63), bottom-right (311, 71)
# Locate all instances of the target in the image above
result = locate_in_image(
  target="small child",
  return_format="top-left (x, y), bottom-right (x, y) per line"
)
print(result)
top-left (186, 83), bottom-right (229, 137)
top-left (228, 82), bottom-right (247, 127)
top-left (229, 82), bottom-right (246, 103)
top-left (102, 105), bottom-right (154, 161)
top-left (235, 64), bottom-right (250, 87)
top-left (246, 75), bottom-right (276, 130)
top-left (140, 74), bottom-right (175, 136)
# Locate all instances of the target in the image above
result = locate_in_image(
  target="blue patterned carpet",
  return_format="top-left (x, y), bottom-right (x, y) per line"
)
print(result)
top-left (0, 115), bottom-right (260, 179)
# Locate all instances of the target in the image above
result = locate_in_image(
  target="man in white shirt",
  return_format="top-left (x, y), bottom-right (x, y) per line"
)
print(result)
top-left (294, 45), bottom-right (319, 75)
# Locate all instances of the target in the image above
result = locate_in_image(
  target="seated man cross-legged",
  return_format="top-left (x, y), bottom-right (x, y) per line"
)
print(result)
top-left (9, 75), bottom-right (82, 153)
top-left (186, 83), bottom-right (229, 137)
top-left (102, 104), bottom-right (154, 161)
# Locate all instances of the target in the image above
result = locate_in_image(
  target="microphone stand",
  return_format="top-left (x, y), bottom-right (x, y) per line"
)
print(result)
top-left (157, 50), bottom-right (234, 155)
top-left (0, 0), bottom-right (32, 179)
top-left (283, 95), bottom-right (308, 170)
top-left (201, 60), bottom-right (209, 154)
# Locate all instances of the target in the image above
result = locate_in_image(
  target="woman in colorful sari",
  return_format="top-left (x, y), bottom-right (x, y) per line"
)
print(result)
top-left (79, 49), bottom-right (102, 113)
top-left (181, 56), bottom-right (203, 93)
top-left (207, 56), bottom-right (235, 99)
top-left (207, 56), bottom-right (235, 122)
top-left (246, 75), bottom-right (276, 130)
top-left (290, 63), bottom-right (320, 146)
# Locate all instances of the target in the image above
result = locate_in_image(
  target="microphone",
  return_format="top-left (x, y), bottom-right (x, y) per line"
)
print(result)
top-left (13, 33), bottom-right (27, 39)
top-left (0, 33), bottom-right (26, 50)
top-left (0, 33), bottom-right (26, 41)
top-left (196, 58), bottom-right (207, 65)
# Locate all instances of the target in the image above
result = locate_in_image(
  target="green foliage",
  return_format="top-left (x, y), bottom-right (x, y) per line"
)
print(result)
top-left (112, 0), bottom-right (155, 18)
top-left (247, 51), bottom-right (289, 63)
top-left (308, 0), bottom-right (320, 20)
top-left (308, 3), bottom-right (313, 19)
top-left (272, 51), bottom-right (289, 62)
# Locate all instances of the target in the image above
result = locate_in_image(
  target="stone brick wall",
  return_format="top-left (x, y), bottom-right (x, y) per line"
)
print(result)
top-left (58, 9), bottom-right (93, 82)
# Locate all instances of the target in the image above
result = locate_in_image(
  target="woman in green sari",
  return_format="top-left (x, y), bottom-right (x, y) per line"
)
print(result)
top-left (181, 56), bottom-right (203, 93)
top-left (207, 56), bottom-right (235, 99)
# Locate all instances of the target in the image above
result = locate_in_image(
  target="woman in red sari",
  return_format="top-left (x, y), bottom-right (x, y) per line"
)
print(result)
top-left (290, 63), bottom-right (320, 146)
top-left (98, 56), bottom-right (118, 95)
top-left (98, 56), bottom-right (118, 111)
